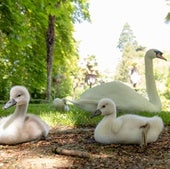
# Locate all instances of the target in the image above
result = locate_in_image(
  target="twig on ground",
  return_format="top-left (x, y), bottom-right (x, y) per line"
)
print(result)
top-left (53, 147), bottom-right (92, 158)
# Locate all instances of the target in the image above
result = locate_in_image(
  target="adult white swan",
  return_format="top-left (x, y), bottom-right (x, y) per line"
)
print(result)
top-left (0, 86), bottom-right (49, 145)
top-left (56, 49), bottom-right (166, 113)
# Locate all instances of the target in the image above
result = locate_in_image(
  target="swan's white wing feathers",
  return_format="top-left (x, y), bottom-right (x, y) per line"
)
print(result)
top-left (73, 81), bottom-right (158, 113)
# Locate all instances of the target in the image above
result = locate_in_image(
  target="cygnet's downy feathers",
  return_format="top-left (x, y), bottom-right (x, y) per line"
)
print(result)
top-left (91, 98), bottom-right (164, 145)
top-left (0, 86), bottom-right (49, 145)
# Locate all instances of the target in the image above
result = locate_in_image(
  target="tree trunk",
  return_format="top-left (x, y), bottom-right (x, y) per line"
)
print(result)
top-left (46, 15), bottom-right (56, 101)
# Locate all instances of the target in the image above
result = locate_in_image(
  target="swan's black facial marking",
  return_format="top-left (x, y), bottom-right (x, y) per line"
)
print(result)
top-left (154, 50), bottom-right (163, 56)
top-left (154, 50), bottom-right (167, 61)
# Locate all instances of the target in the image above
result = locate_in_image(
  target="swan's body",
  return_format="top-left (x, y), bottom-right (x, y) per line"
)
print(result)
top-left (66, 49), bottom-right (166, 113)
top-left (91, 98), bottom-right (164, 145)
top-left (0, 86), bottom-right (49, 145)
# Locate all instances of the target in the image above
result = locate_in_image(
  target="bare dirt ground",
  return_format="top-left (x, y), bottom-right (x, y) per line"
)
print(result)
top-left (0, 125), bottom-right (169, 169)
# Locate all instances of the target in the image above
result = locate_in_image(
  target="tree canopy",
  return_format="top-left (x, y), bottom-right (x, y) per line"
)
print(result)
top-left (117, 23), bottom-right (138, 52)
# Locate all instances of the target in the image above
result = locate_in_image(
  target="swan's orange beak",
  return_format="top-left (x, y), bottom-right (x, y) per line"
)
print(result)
top-left (156, 53), bottom-right (167, 61)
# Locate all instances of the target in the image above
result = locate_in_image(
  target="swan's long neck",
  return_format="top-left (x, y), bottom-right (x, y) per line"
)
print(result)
top-left (145, 56), bottom-right (161, 109)
top-left (3, 104), bottom-right (28, 129)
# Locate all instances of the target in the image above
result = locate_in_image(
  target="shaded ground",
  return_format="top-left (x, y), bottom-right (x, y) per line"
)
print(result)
top-left (0, 125), bottom-right (169, 169)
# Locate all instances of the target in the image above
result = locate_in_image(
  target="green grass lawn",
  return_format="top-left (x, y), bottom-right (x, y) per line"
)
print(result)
top-left (0, 103), bottom-right (102, 127)
top-left (0, 103), bottom-right (170, 127)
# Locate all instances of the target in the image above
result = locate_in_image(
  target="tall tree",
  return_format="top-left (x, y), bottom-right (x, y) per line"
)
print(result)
top-left (46, 14), bottom-right (56, 101)
top-left (46, 0), bottom-right (90, 101)
top-left (115, 23), bottom-right (141, 82)
top-left (115, 44), bottom-right (137, 82)
top-left (117, 23), bottom-right (138, 52)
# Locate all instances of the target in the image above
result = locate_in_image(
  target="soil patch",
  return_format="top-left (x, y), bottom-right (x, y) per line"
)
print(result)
top-left (0, 125), bottom-right (169, 169)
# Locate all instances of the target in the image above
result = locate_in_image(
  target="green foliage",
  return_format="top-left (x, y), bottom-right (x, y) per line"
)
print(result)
top-left (115, 44), bottom-right (140, 82)
top-left (164, 67), bottom-right (170, 99)
top-left (0, 0), bottom-right (90, 100)
top-left (0, 0), bottom-right (48, 99)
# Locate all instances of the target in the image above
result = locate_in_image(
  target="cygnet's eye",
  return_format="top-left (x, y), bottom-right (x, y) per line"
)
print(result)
top-left (17, 94), bottom-right (21, 98)
top-left (102, 105), bottom-right (106, 108)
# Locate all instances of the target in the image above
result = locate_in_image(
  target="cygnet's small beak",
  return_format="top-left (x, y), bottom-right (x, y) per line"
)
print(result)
top-left (90, 109), bottom-right (102, 118)
top-left (3, 98), bottom-right (17, 110)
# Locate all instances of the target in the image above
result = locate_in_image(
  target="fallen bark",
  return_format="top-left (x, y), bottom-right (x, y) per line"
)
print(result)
top-left (54, 147), bottom-right (92, 158)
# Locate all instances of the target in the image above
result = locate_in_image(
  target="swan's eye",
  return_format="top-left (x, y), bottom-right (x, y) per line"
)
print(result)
top-left (102, 105), bottom-right (106, 108)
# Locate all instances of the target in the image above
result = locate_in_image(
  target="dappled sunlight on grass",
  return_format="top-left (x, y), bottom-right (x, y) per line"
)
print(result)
top-left (39, 105), bottom-right (102, 127)
top-left (0, 102), bottom-right (170, 128)
top-left (27, 103), bottom-right (170, 127)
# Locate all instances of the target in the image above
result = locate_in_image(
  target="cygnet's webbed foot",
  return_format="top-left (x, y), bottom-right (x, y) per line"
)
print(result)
top-left (140, 122), bottom-right (150, 147)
